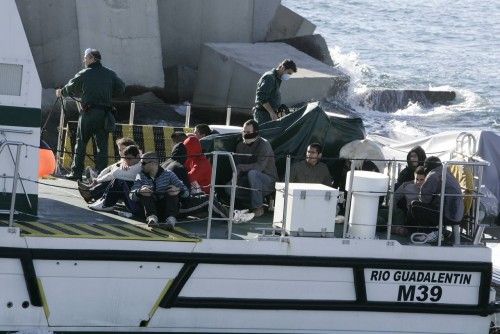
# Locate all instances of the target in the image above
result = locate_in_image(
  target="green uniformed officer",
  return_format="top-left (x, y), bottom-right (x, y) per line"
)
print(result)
top-left (56, 48), bottom-right (125, 180)
top-left (253, 59), bottom-right (297, 124)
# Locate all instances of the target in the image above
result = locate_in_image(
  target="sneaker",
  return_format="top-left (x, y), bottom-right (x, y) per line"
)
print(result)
top-left (88, 198), bottom-right (114, 212)
top-left (64, 173), bottom-right (82, 181)
top-left (146, 215), bottom-right (159, 227)
top-left (411, 231), bottom-right (443, 244)
top-left (233, 210), bottom-right (255, 223)
top-left (164, 216), bottom-right (177, 230)
top-left (253, 206), bottom-right (265, 218)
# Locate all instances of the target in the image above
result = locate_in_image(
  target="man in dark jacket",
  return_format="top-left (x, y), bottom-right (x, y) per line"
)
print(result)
top-left (56, 48), bottom-right (125, 180)
top-left (253, 59), bottom-right (297, 123)
top-left (408, 156), bottom-right (465, 243)
top-left (395, 146), bottom-right (426, 190)
top-left (234, 120), bottom-right (278, 217)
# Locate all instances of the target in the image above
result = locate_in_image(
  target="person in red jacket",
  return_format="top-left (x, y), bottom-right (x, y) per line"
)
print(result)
top-left (183, 136), bottom-right (212, 194)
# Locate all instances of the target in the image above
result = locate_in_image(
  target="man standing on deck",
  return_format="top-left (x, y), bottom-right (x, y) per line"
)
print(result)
top-left (56, 48), bottom-right (125, 180)
top-left (253, 59), bottom-right (297, 123)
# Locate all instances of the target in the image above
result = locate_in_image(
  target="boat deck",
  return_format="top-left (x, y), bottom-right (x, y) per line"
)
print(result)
top-left (2, 177), bottom-right (498, 247)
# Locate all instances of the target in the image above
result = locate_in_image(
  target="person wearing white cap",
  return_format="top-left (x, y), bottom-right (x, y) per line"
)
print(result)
top-left (56, 48), bottom-right (125, 180)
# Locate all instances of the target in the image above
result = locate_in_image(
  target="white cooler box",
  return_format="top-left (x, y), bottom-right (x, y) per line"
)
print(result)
top-left (273, 183), bottom-right (339, 234)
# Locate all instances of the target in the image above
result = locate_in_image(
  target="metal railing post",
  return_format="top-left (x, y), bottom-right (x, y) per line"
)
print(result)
top-left (206, 153), bottom-right (218, 239)
top-left (343, 162), bottom-right (356, 238)
top-left (185, 103), bottom-right (191, 128)
top-left (386, 159), bottom-right (396, 240)
top-left (55, 100), bottom-right (65, 175)
top-left (227, 153), bottom-right (237, 240)
top-left (8, 145), bottom-right (22, 228)
top-left (226, 105), bottom-right (232, 126)
top-left (281, 155), bottom-right (291, 237)
top-left (437, 163), bottom-right (448, 246)
top-left (129, 100), bottom-right (136, 125)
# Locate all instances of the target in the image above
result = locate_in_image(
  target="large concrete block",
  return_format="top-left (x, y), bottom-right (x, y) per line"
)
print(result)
top-left (193, 43), bottom-right (348, 115)
top-left (266, 5), bottom-right (316, 41)
top-left (76, 0), bottom-right (163, 87)
top-left (16, 0), bottom-right (81, 88)
top-left (164, 65), bottom-right (197, 102)
top-left (252, 0), bottom-right (280, 41)
top-left (158, 0), bottom-right (255, 68)
top-left (274, 34), bottom-right (334, 67)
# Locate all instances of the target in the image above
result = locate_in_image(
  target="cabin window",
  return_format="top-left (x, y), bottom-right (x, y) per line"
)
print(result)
top-left (0, 63), bottom-right (23, 96)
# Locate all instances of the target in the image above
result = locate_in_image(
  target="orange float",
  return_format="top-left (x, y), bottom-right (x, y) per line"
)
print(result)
top-left (38, 141), bottom-right (56, 177)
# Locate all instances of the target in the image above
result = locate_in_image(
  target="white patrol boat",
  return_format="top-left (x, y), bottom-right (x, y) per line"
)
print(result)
top-left (1, 1), bottom-right (499, 333)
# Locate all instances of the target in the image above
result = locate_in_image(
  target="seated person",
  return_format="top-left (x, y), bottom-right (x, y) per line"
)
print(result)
top-left (129, 152), bottom-right (189, 228)
top-left (290, 143), bottom-right (332, 186)
top-left (170, 131), bottom-right (187, 160)
top-left (395, 146), bottom-right (426, 190)
top-left (234, 119), bottom-right (277, 217)
top-left (78, 137), bottom-right (137, 202)
top-left (390, 166), bottom-right (426, 236)
top-left (194, 124), bottom-right (218, 140)
top-left (88, 145), bottom-right (142, 212)
top-left (394, 166), bottom-right (426, 213)
top-left (408, 156), bottom-right (464, 243)
top-left (184, 136), bottom-right (212, 194)
top-left (164, 143), bottom-right (254, 223)
top-left (162, 140), bottom-right (190, 190)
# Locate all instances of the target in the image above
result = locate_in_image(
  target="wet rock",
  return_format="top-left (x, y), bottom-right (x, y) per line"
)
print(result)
top-left (359, 89), bottom-right (456, 112)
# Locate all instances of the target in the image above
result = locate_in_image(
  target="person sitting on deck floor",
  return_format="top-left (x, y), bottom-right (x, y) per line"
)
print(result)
top-left (164, 143), bottom-right (254, 223)
top-left (390, 166), bottom-right (426, 236)
top-left (78, 137), bottom-right (137, 203)
top-left (395, 146), bottom-right (426, 190)
top-left (129, 152), bottom-right (189, 229)
top-left (88, 145), bottom-right (142, 212)
top-left (234, 119), bottom-right (278, 217)
top-left (183, 136), bottom-right (212, 194)
top-left (290, 143), bottom-right (332, 186)
top-left (408, 156), bottom-right (464, 243)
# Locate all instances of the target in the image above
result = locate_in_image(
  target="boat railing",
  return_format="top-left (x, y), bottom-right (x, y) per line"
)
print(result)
top-left (373, 158), bottom-right (490, 246)
top-left (0, 139), bottom-right (27, 230)
top-left (206, 151), bottom-right (238, 239)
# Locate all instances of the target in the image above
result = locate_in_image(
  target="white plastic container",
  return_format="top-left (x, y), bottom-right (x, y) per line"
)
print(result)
top-left (273, 183), bottom-right (339, 234)
top-left (345, 171), bottom-right (388, 239)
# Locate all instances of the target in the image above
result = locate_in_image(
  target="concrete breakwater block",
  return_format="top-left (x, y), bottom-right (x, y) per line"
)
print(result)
top-left (359, 89), bottom-right (456, 112)
top-left (75, 0), bottom-right (163, 87)
top-left (274, 34), bottom-right (334, 66)
top-left (266, 4), bottom-right (316, 41)
top-left (16, 0), bottom-right (81, 88)
top-left (192, 42), bottom-right (348, 115)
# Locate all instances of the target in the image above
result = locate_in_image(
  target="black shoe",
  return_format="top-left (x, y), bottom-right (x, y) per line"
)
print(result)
top-left (77, 180), bottom-right (91, 190)
top-left (64, 173), bottom-right (82, 181)
top-left (77, 186), bottom-right (93, 203)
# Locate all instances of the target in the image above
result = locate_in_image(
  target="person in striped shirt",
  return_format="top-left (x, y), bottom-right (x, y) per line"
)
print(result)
top-left (130, 152), bottom-right (189, 229)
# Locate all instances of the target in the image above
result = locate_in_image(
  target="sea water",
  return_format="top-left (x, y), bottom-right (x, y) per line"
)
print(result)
top-left (283, 0), bottom-right (499, 140)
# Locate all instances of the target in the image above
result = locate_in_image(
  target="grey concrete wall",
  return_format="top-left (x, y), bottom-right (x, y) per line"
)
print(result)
top-left (16, 0), bottom-right (81, 88)
top-left (76, 0), bottom-right (164, 87)
top-left (193, 42), bottom-right (348, 114)
top-left (266, 5), bottom-right (316, 41)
